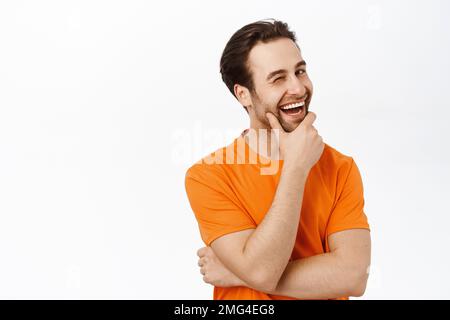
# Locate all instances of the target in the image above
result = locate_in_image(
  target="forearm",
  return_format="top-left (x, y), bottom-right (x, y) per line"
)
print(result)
top-left (239, 164), bottom-right (308, 289)
top-left (264, 253), bottom-right (346, 299)
top-left (261, 251), bottom-right (367, 299)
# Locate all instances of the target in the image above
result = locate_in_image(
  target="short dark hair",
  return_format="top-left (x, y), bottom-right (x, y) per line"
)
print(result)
top-left (219, 19), bottom-right (298, 105)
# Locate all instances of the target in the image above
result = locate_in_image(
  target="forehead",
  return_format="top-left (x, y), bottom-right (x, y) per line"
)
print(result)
top-left (248, 38), bottom-right (303, 79)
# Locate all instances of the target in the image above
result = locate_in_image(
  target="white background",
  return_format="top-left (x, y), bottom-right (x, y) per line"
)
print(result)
top-left (0, 0), bottom-right (449, 299)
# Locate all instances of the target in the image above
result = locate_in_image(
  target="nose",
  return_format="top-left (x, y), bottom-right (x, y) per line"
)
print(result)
top-left (285, 74), bottom-right (306, 96)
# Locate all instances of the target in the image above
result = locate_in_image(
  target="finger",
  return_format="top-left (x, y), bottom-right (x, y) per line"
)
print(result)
top-left (198, 257), bottom-right (206, 267)
top-left (301, 111), bottom-right (317, 127)
top-left (197, 247), bottom-right (207, 258)
top-left (265, 112), bottom-right (284, 131)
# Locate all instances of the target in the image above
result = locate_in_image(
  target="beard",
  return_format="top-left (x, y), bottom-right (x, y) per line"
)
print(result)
top-left (252, 92), bottom-right (311, 133)
top-left (278, 101), bottom-right (310, 132)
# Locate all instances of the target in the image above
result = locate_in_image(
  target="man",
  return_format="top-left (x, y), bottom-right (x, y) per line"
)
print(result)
top-left (185, 19), bottom-right (371, 300)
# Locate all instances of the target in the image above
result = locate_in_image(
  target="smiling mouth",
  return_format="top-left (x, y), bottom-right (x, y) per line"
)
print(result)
top-left (278, 96), bottom-right (308, 116)
top-left (279, 101), bottom-right (304, 115)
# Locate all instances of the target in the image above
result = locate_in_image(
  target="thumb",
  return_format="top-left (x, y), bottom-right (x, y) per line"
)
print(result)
top-left (265, 112), bottom-right (284, 131)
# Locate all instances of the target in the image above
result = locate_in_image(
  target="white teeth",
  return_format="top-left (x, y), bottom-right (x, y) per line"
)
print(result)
top-left (280, 101), bottom-right (305, 110)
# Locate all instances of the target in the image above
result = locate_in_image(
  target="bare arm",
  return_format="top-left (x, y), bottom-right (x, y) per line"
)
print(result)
top-left (210, 164), bottom-right (308, 292)
top-left (200, 229), bottom-right (371, 299)
top-left (266, 229), bottom-right (371, 299)
top-left (207, 112), bottom-right (324, 292)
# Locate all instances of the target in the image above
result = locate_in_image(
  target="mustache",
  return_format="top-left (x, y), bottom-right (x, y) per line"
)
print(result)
top-left (278, 93), bottom-right (310, 106)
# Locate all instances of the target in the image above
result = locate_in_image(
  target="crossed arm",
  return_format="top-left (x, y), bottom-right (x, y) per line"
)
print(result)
top-left (197, 228), bottom-right (371, 299)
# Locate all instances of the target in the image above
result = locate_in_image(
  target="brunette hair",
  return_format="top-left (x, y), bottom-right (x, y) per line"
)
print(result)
top-left (219, 19), bottom-right (298, 109)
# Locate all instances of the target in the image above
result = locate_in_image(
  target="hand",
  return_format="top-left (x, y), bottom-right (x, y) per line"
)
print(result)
top-left (265, 111), bottom-right (324, 173)
top-left (197, 246), bottom-right (246, 288)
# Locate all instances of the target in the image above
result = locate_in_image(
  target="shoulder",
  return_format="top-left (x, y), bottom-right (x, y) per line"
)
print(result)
top-left (314, 143), bottom-right (364, 194)
top-left (185, 144), bottom-right (230, 190)
top-left (319, 143), bottom-right (358, 175)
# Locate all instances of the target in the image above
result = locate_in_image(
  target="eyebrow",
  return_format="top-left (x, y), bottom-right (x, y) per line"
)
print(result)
top-left (266, 60), bottom-right (307, 81)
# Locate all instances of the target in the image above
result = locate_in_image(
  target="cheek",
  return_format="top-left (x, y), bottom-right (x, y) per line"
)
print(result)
top-left (253, 88), bottom-right (284, 113)
top-left (264, 92), bottom-right (283, 109)
top-left (305, 78), bottom-right (313, 93)
top-left (256, 100), bottom-right (278, 116)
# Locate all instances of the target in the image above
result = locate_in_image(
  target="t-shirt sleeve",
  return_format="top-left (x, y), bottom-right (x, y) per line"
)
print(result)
top-left (185, 165), bottom-right (256, 246)
top-left (326, 158), bottom-right (370, 237)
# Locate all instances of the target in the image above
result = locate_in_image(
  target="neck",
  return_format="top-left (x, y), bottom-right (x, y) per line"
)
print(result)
top-left (244, 121), bottom-right (281, 160)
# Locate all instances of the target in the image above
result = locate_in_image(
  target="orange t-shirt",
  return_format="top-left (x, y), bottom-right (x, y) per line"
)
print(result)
top-left (185, 131), bottom-right (370, 300)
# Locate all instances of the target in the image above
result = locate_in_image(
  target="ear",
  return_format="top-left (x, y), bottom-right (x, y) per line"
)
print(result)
top-left (234, 84), bottom-right (252, 110)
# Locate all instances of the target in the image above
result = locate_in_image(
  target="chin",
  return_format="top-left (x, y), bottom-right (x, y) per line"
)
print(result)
top-left (282, 120), bottom-right (301, 133)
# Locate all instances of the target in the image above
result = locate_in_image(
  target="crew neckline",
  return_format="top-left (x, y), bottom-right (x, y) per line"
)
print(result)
top-left (238, 128), bottom-right (283, 167)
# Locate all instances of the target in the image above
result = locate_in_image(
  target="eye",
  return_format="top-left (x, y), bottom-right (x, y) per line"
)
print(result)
top-left (296, 69), bottom-right (306, 76)
top-left (273, 76), bottom-right (284, 83)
